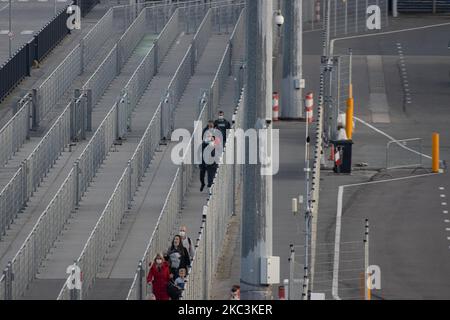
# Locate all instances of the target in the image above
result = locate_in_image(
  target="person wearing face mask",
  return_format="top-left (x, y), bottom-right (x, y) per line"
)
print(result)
top-left (214, 110), bottom-right (231, 145)
top-left (179, 226), bottom-right (194, 260)
top-left (147, 253), bottom-right (171, 300)
top-left (199, 121), bottom-right (221, 192)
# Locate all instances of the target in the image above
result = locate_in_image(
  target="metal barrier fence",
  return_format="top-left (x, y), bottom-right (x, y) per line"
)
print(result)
top-left (327, 0), bottom-right (389, 40)
top-left (0, 44), bottom-right (30, 103)
top-left (127, 6), bottom-right (245, 299)
top-left (0, 4), bottom-right (71, 102)
top-left (79, 0), bottom-right (99, 17)
top-left (59, 3), bottom-right (233, 300)
top-left (0, 3), bottom-right (188, 300)
top-left (209, 7), bottom-right (245, 119)
top-left (302, 0), bottom-right (325, 32)
top-left (82, 7), bottom-right (114, 68)
top-left (386, 138), bottom-right (424, 170)
top-left (183, 89), bottom-right (245, 300)
top-left (36, 45), bottom-right (82, 126)
top-left (0, 168), bottom-right (76, 300)
top-left (0, 102), bottom-right (71, 243)
top-left (0, 94), bottom-right (31, 167)
top-left (83, 44), bottom-right (119, 108)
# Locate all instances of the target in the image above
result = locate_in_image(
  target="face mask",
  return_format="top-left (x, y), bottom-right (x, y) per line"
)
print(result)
top-left (156, 259), bottom-right (162, 264)
top-left (219, 115), bottom-right (224, 120)
top-left (180, 231), bottom-right (186, 237)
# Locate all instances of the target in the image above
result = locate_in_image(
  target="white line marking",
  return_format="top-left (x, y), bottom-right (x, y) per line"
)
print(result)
top-left (448, 237), bottom-right (450, 241)
top-left (441, 195), bottom-right (447, 198)
top-left (332, 186), bottom-right (344, 301)
top-left (20, 30), bottom-right (34, 35)
top-left (443, 203), bottom-right (448, 206)
top-left (440, 187), bottom-right (445, 191)
top-left (0, 30), bottom-right (9, 35)
top-left (444, 220), bottom-right (450, 223)
top-left (333, 173), bottom-right (440, 300)
top-left (444, 211), bottom-right (449, 214)
top-left (446, 228), bottom-right (450, 232)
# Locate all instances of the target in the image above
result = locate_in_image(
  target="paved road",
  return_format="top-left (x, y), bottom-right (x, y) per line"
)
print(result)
top-left (0, 0), bottom-right (72, 64)
top-left (312, 15), bottom-right (450, 299)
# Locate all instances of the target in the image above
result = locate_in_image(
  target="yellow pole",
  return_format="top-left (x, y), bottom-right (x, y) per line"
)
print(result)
top-left (432, 133), bottom-right (440, 173)
top-left (346, 84), bottom-right (354, 140)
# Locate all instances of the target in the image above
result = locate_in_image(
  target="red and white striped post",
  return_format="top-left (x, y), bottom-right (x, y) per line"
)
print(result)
top-left (305, 92), bottom-right (314, 124)
top-left (315, 0), bottom-right (321, 22)
top-left (273, 92), bottom-right (280, 121)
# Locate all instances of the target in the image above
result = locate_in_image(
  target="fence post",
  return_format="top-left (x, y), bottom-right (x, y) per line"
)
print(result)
top-left (128, 161), bottom-right (132, 209)
top-left (289, 244), bottom-right (295, 300)
top-left (86, 89), bottom-right (92, 132)
top-left (21, 160), bottom-right (28, 205)
top-left (137, 261), bottom-right (144, 300)
top-left (74, 161), bottom-right (80, 208)
top-left (80, 39), bottom-right (85, 75)
top-left (202, 210), bottom-right (208, 300)
top-left (31, 89), bottom-right (39, 130)
top-left (364, 219), bottom-right (370, 300)
top-left (3, 262), bottom-right (13, 300)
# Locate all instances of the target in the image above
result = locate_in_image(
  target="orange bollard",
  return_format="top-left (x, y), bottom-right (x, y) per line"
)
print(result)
top-left (432, 133), bottom-right (440, 173)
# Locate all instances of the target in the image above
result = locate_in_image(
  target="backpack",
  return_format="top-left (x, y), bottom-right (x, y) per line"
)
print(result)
top-left (167, 280), bottom-right (182, 300)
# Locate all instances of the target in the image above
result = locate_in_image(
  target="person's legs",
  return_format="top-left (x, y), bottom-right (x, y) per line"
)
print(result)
top-left (207, 165), bottom-right (217, 187)
top-left (200, 165), bottom-right (206, 191)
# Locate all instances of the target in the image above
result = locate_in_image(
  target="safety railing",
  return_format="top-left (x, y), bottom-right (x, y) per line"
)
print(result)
top-left (82, 7), bottom-right (114, 71)
top-left (183, 88), bottom-right (245, 300)
top-left (0, 167), bottom-right (76, 300)
top-left (127, 6), bottom-right (245, 299)
top-left (58, 3), bottom-right (226, 300)
top-left (0, 94), bottom-right (31, 167)
top-left (0, 3), bottom-right (191, 300)
top-left (209, 6), bottom-right (244, 120)
top-left (35, 44), bottom-right (82, 126)
top-left (0, 101), bottom-right (71, 242)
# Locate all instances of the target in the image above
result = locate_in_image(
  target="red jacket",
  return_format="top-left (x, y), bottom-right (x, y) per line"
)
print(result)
top-left (147, 262), bottom-right (171, 300)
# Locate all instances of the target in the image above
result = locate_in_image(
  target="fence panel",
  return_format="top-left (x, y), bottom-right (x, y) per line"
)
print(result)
top-left (83, 8), bottom-right (114, 65)
top-left (155, 8), bottom-right (180, 67)
top-left (0, 45), bottom-right (28, 102)
top-left (117, 9), bottom-right (147, 69)
top-left (0, 96), bottom-right (31, 167)
top-left (79, 0), bottom-right (99, 17)
top-left (58, 167), bottom-right (129, 299)
top-left (0, 168), bottom-right (75, 299)
top-left (37, 45), bottom-right (82, 124)
top-left (26, 103), bottom-right (71, 199)
top-left (77, 104), bottom-right (117, 198)
top-left (83, 44), bottom-right (118, 108)
top-left (35, 5), bottom-right (71, 62)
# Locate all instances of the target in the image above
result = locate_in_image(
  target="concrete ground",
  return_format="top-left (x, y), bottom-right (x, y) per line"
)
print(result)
top-left (307, 15), bottom-right (450, 299)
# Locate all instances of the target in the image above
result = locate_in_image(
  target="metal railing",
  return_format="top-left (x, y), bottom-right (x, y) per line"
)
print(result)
top-left (0, 102), bottom-right (71, 242)
top-left (0, 94), bottom-right (31, 167)
top-left (127, 6), bottom-right (245, 299)
top-left (82, 7), bottom-right (114, 71)
top-left (0, 2), bottom-right (204, 300)
top-left (58, 3), bottom-right (230, 300)
top-left (183, 88), bottom-right (245, 300)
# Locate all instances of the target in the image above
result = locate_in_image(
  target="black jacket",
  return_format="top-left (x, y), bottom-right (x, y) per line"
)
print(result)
top-left (214, 118), bottom-right (231, 144)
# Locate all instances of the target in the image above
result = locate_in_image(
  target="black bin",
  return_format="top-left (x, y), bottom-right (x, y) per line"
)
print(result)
top-left (331, 140), bottom-right (353, 174)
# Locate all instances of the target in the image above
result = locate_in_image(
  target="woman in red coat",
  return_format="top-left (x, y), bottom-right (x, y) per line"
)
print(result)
top-left (147, 253), bottom-right (171, 300)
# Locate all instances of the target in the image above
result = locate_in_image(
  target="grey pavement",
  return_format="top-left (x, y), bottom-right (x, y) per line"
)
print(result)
top-left (0, 0), bottom-right (71, 64)
top-left (309, 15), bottom-right (450, 299)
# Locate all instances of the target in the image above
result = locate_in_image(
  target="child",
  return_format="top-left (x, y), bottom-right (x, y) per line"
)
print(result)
top-left (175, 268), bottom-right (187, 291)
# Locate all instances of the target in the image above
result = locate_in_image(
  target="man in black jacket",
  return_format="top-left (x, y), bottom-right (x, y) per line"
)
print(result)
top-left (200, 121), bottom-right (220, 192)
top-left (214, 110), bottom-right (231, 145)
